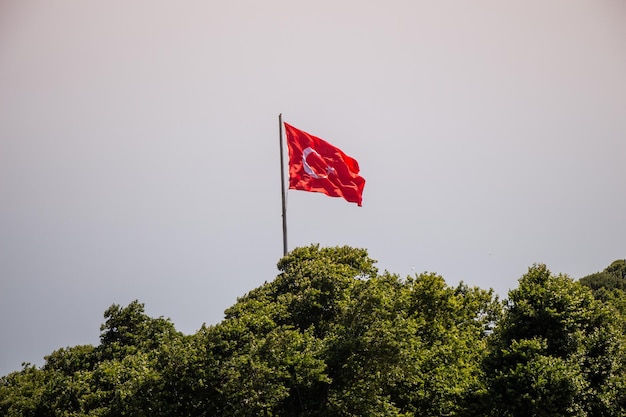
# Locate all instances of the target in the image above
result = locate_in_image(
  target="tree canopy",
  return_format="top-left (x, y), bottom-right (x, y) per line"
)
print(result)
top-left (1, 246), bottom-right (625, 417)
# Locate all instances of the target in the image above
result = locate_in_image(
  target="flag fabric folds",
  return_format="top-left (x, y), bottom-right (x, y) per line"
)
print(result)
top-left (284, 122), bottom-right (365, 206)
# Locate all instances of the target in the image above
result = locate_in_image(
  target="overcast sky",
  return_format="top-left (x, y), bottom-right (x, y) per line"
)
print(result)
top-left (1, 0), bottom-right (625, 376)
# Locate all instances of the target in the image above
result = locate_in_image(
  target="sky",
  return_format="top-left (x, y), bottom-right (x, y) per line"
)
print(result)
top-left (1, 0), bottom-right (625, 376)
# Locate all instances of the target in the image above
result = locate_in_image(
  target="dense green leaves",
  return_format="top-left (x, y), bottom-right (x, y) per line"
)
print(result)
top-left (579, 260), bottom-right (626, 295)
top-left (1, 249), bottom-right (625, 417)
top-left (483, 264), bottom-right (626, 417)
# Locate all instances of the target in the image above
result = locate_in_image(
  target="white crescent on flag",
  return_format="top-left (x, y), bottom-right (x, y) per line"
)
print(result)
top-left (302, 147), bottom-right (335, 179)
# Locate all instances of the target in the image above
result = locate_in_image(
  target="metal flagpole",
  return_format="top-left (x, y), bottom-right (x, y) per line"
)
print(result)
top-left (279, 113), bottom-right (288, 256)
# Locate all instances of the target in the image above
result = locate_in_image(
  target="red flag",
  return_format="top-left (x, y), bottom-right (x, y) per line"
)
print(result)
top-left (284, 122), bottom-right (365, 206)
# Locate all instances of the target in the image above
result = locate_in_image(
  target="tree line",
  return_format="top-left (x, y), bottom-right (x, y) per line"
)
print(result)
top-left (1, 246), bottom-right (625, 416)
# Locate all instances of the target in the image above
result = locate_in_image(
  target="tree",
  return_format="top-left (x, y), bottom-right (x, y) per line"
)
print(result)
top-left (198, 245), bottom-right (369, 416)
top-left (324, 272), bottom-right (498, 417)
top-left (0, 364), bottom-right (46, 417)
top-left (97, 300), bottom-right (178, 359)
top-left (212, 245), bottom-right (498, 416)
top-left (90, 301), bottom-right (183, 416)
top-left (7, 248), bottom-right (625, 416)
top-left (483, 264), bottom-right (625, 417)
top-left (579, 259), bottom-right (626, 293)
top-left (0, 246), bottom-right (501, 417)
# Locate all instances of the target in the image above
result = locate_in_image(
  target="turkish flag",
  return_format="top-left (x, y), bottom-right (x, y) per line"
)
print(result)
top-left (284, 122), bottom-right (365, 206)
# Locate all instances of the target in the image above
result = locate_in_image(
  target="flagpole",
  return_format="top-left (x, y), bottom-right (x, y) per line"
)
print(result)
top-left (279, 113), bottom-right (288, 256)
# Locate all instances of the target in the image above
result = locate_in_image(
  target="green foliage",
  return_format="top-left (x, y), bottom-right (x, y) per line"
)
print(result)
top-left (325, 272), bottom-right (497, 416)
top-left (1, 249), bottom-right (624, 417)
top-left (487, 338), bottom-right (586, 417)
top-left (0, 364), bottom-right (46, 417)
top-left (580, 272), bottom-right (626, 293)
top-left (98, 300), bottom-right (178, 359)
top-left (605, 260), bottom-right (626, 280)
top-left (580, 259), bottom-right (626, 292)
top-left (579, 259), bottom-right (626, 368)
top-left (483, 264), bottom-right (625, 417)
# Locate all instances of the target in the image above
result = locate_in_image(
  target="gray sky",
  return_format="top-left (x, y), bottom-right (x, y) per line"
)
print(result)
top-left (1, 1), bottom-right (625, 376)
